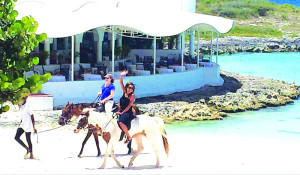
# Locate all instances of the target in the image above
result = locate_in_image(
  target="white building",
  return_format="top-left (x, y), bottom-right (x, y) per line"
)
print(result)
top-left (15, 0), bottom-right (234, 109)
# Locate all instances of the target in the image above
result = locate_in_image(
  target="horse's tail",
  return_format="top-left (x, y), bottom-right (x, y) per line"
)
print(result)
top-left (162, 135), bottom-right (169, 157)
top-left (153, 117), bottom-right (169, 157)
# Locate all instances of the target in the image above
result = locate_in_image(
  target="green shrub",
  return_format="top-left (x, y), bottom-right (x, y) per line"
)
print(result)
top-left (224, 25), bottom-right (283, 38)
top-left (224, 1), bottom-right (248, 9)
top-left (198, 0), bottom-right (278, 19)
top-left (219, 7), bottom-right (238, 18)
top-left (281, 14), bottom-right (288, 20)
top-left (210, 6), bottom-right (220, 14)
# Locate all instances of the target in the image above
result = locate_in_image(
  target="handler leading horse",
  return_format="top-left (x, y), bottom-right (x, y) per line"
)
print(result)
top-left (76, 108), bottom-right (169, 168)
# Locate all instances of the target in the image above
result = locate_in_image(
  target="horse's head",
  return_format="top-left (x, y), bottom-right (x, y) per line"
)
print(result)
top-left (58, 102), bottom-right (83, 126)
top-left (74, 111), bottom-right (89, 133)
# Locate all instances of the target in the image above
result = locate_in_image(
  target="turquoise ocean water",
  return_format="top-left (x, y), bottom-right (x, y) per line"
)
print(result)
top-left (268, 0), bottom-right (300, 7)
top-left (167, 52), bottom-right (300, 144)
top-left (218, 52), bottom-right (300, 84)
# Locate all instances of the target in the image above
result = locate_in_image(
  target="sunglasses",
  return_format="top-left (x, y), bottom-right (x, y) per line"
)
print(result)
top-left (127, 86), bottom-right (134, 90)
top-left (105, 77), bottom-right (110, 79)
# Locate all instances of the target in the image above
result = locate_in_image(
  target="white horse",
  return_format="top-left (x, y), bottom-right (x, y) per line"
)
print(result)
top-left (75, 109), bottom-right (169, 169)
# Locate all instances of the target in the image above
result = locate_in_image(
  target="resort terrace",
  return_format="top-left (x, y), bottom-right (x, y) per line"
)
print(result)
top-left (15, 0), bottom-right (234, 108)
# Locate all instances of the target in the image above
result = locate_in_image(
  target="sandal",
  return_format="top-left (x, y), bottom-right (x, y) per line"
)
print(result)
top-left (124, 137), bottom-right (131, 144)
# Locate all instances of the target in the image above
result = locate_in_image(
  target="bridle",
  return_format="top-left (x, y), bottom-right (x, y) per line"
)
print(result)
top-left (76, 111), bottom-right (119, 134)
top-left (59, 105), bottom-right (73, 125)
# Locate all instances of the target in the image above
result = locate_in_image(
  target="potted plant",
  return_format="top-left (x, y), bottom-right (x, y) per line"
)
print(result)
top-left (121, 45), bottom-right (131, 58)
top-left (57, 54), bottom-right (64, 64)
top-left (115, 46), bottom-right (122, 59)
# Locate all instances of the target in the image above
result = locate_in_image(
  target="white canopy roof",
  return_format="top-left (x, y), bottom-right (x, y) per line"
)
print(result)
top-left (15, 0), bottom-right (234, 38)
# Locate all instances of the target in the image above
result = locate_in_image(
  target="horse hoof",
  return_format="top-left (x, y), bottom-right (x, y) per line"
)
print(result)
top-left (128, 163), bottom-right (133, 168)
top-left (78, 155), bottom-right (81, 158)
top-left (97, 154), bottom-right (101, 157)
top-left (98, 166), bottom-right (105, 169)
top-left (120, 165), bottom-right (125, 168)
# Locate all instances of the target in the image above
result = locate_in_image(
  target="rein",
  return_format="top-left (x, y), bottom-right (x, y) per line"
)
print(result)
top-left (92, 95), bottom-right (101, 104)
top-left (103, 114), bottom-right (116, 131)
top-left (103, 108), bottom-right (119, 131)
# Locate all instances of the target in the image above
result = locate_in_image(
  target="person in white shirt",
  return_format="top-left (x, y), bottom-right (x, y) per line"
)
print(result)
top-left (14, 95), bottom-right (37, 159)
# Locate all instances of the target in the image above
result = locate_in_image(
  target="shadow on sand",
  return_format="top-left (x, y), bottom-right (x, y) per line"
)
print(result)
top-left (77, 152), bottom-right (149, 159)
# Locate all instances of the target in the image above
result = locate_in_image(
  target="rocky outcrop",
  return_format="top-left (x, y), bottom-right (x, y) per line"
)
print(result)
top-left (135, 71), bottom-right (300, 123)
top-left (186, 37), bottom-right (300, 56)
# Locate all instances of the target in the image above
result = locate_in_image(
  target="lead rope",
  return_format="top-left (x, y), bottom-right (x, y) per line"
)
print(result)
top-left (36, 119), bottom-right (78, 143)
top-left (36, 126), bottom-right (63, 143)
top-left (36, 106), bottom-right (78, 143)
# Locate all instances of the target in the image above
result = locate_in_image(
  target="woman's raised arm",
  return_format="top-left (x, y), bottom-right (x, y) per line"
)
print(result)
top-left (119, 70), bottom-right (128, 93)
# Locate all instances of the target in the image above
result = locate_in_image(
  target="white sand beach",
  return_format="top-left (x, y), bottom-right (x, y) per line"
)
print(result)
top-left (1, 111), bottom-right (300, 174)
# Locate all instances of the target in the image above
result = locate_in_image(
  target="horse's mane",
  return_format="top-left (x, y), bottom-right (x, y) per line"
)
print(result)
top-left (132, 104), bottom-right (141, 115)
top-left (88, 111), bottom-right (111, 128)
top-left (63, 102), bottom-right (98, 110)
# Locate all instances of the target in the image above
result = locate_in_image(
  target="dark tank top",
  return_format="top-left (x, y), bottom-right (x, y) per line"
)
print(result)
top-left (119, 94), bottom-right (133, 114)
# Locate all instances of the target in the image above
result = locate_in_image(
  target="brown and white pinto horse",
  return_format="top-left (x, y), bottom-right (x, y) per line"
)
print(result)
top-left (58, 102), bottom-right (132, 157)
top-left (76, 109), bottom-right (169, 169)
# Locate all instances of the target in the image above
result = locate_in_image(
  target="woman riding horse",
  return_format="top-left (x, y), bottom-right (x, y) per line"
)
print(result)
top-left (75, 109), bottom-right (169, 168)
top-left (116, 70), bottom-right (136, 144)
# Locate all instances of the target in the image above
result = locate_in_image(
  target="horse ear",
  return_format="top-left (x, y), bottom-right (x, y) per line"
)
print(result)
top-left (66, 102), bottom-right (69, 106)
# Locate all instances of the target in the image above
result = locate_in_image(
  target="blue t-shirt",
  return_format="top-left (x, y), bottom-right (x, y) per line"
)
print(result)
top-left (100, 83), bottom-right (115, 101)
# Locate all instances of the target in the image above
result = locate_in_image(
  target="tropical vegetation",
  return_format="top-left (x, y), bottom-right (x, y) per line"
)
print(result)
top-left (196, 0), bottom-right (300, 38)
top-left (0, 0), bottom-right (50, 114)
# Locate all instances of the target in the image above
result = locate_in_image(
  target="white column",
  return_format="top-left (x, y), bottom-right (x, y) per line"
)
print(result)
top-left (53, 38), bottom-right (57, 51)
top-left (153, 37), bottom-right (156, 75)
top-left (116, 35), bottom-right (122, 48)
top-left (112, 27), bottom-right (115, 75)
top-left (52, 38), bottom-right (58, 64)
top-left (210, 29), bottom-right (213, 62)
top-left (64, 37), bottom-right (69, 50)
top-left (151, 39), bottom-right (154, 49)
top-left (96, 42), bottom-right (103, 62)
top-left (197, 31), bottom-right (200, 68)
top-left (93, 29), bottom-right (105, 63)
top-left (44, 38), bottom-right (53, 65)
top-left (74, 33), bottom-right (83, 64)
top-left (177, 34), bottom-right (181, 50)
top-left (71, 36), bottom-right (74, 81)
top-left (189, 30), bottom-right (195, 57)
top-left (181, 32), bottom-right (184, 71)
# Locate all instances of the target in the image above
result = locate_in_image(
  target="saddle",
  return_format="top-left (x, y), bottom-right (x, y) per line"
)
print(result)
top-left (97, 102), bottom-right (118, 113)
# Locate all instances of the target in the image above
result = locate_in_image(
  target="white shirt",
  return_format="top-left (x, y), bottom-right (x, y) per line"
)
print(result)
top-left (19, 103), bottom-right (34, 132)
